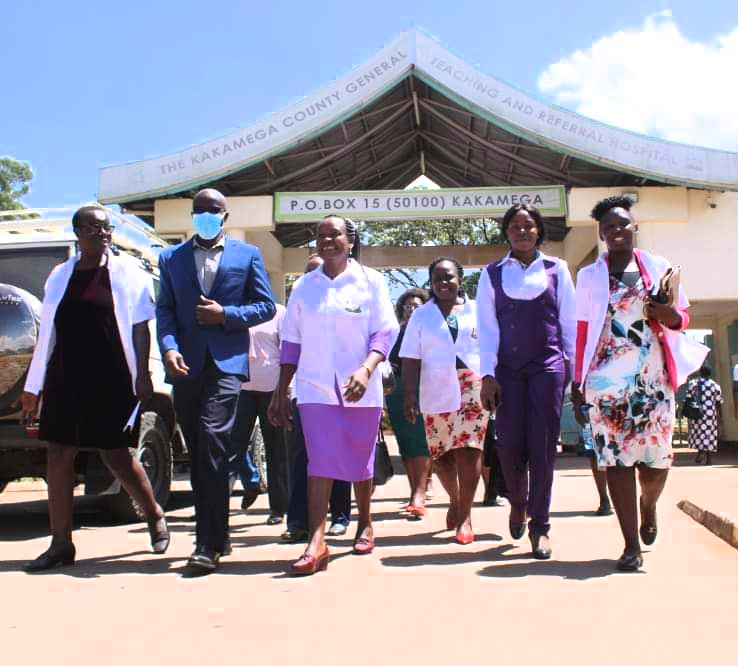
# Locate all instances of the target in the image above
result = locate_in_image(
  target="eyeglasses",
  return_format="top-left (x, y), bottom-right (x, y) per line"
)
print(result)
top-left (75, 222), bottom-right (113, 235)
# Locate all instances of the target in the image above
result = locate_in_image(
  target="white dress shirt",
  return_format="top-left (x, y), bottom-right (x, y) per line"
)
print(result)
top-left (241, 303), bottom-right (286, 392)
top-left (281, 259), bottom-right (398, 408)
top-left (399, 298), bottom-right (481, 414)
top-left (25, 250), bottom-right (155, 395)
top-left (476, 251), bottom-right (576, 378)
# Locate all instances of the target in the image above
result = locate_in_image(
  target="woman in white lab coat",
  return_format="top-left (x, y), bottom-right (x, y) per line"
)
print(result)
top-left (18, 206), bottom-right (169, 572)
top-left (270, 216), bottom-right (398, 575)
top-left (400, 257), bottom-right (488, 545)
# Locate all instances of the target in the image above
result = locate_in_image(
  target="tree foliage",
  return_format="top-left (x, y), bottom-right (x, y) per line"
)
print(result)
top-left (363, 217), bottom-right (503, 298)
top-left (0, 157), bottom-right (33, 211)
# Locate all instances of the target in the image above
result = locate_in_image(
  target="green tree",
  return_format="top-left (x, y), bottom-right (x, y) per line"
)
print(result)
top-left (0, 157), bottom-right (33, 211)
top-left (363, 217), bottom-right (503, 298)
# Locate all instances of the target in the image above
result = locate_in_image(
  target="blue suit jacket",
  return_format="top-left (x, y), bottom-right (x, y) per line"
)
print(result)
top-left (156, 237), bottom-right (276, 382)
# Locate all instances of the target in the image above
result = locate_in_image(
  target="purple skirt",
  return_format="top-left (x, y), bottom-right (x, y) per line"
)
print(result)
top-left (299, 404), bottom-right (382, 482)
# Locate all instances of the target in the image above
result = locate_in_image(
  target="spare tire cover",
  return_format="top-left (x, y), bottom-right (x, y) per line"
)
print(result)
top-left (0, 284), bottom-right (42, 416)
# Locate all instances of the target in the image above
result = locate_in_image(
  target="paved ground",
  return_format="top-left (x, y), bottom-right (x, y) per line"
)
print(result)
top-left (1, 443), bottom-right (737, 665)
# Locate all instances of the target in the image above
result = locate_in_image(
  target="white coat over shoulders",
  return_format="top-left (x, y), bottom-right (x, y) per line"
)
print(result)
top-left (25, 250), bottom-right (156, 395)
top-left (399, 298), bottom-right (481, 414)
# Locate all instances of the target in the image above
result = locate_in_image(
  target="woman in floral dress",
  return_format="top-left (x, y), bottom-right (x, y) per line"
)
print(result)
top-left (572, 196), bottom-right (693, 572)
top-left (400, 257), bottom-right (488, 544)
top-left (686, 365), bottom-right (723, 465)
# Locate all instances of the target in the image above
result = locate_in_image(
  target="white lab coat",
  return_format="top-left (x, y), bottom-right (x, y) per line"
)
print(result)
top-left (399, 298), bottom-right (481, 414)
top-left (281, 259), bottom-right (398, 408)
top-left (25, 250), bottom-right (155, 395)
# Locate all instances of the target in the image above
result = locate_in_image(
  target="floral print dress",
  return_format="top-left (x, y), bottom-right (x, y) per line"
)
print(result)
top-left (424, 369), bottom-right (487, 460)
top-left (585, 272), bottom-right (675, 469)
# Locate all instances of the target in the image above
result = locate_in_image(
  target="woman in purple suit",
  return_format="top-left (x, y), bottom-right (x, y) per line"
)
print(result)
top-left (477, 204), bottom-right (576, 560)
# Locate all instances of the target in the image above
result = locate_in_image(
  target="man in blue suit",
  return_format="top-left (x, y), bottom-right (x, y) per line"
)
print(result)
top-left (157, 188), bottom-right (276, 572)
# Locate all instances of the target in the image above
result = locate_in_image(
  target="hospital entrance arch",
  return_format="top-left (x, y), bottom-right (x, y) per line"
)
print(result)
top-left (99, 27), bottom-right (738, 437)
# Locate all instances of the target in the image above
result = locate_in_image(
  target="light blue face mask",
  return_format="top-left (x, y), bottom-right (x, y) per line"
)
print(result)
top-left (192, 211), bottom-right (224, 240)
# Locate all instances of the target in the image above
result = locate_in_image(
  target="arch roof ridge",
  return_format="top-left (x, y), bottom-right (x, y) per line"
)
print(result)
top-left (99, 28), bottom-right (738, 204)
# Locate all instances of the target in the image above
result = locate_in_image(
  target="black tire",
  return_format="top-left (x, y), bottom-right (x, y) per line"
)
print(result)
top-left (107, 411), bottom-right (173, 522)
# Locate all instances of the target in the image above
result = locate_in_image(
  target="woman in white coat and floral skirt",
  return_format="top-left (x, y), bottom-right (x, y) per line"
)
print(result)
top-left (400, 257), bottom-right (488, 545)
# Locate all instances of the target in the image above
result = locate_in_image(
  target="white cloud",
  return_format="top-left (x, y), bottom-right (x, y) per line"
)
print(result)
top-left (538, 11), bottom-right (738, 151)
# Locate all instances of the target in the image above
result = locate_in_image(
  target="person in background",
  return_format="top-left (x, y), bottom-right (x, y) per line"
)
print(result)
top-left (477, 203), bottom-right (576, 560)
top-left (572, 195), bottom-right (693, 572)
top-left (231, 302), bottom-right (289, 524)
top-left (19, 206), bottom-right (168, 572)
top-left (481, 416), bottom-right (508, 507)
top-left (231, 445), bottom-right (263, 512)
top-left (685, 365), bottom-right (723, 465)
top-left (401, 257), bottom-right (488, 545)
top-left (270, 217), bottom-right (398, 575)
top-left (385, 287), bottom-right (431, 518)
top-left (156, 188), bottom-right (275, 573)
top-left (580, 415), bottom-right (612, 516)
top-left (280, 254), bottom-right (352, 544)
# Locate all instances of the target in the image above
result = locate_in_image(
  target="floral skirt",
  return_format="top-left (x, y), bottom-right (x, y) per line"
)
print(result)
top-left (424, 369), bottom-right (488, 460)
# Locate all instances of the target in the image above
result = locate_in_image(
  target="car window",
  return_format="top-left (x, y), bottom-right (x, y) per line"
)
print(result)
top-left (0, 247), bottom-right (71, 300)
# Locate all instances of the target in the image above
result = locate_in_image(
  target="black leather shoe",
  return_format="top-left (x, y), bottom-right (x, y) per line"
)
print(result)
top-left (596, 500), bottom-right (613, 517)
top-left (280, 528), bottom-right (309, 544)
top-left (23, 544), bottom-right (76, 573)
top-left (530, 534), bottom-right (552, 560)
top-left (266, 514), bottom-right (284, 526)
top-left (640, 525), bottom-right (657, 546)
top-left (221, 538), bottom-right (233, 557)
top-left (509, 520), bottom-right (526, 540)
top-left (241, 487), bottom-right (260, 511)
top-left (639, 499), bottom-right (657, 545)
top-left (616, 552), bottom-right (643, 572)
top-left (148, 516), bottom-right (170, 554)
top-left (187, 546), bottom-right (220, 572)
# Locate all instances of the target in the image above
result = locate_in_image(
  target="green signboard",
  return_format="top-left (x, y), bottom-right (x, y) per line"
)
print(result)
top-left (274, 185), bottom-right (567, 222)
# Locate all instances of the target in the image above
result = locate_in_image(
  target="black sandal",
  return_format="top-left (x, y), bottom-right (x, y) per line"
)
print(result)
top-left (148, 516), bottom-right (170, 554)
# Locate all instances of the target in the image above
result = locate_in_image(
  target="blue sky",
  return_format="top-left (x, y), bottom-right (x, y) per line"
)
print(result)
top-left (2, 0), bottom-right (737, 208)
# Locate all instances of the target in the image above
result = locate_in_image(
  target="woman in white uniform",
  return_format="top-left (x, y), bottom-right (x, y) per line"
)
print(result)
top-left (270, 216), bottom-right (398, 575)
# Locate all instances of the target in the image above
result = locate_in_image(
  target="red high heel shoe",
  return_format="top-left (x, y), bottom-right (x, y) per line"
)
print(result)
top-left (455, 526), bottom-right (474, 545)
top-left (353, 536), bottom-right (375, 555)
top-left (290, 547), bottom-right (330, 576)
top-left (406, 505), bottom-right (426, 520)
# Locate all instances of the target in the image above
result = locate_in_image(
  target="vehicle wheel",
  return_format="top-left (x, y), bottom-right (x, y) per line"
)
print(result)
top-left (107, 412), bottom-right (173, 522)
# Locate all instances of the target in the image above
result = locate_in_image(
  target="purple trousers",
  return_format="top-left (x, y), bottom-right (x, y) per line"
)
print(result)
top-left (495, 363), bottom-right (565, 537)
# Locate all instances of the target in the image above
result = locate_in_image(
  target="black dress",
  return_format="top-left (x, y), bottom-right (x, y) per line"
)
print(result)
top-left (39, 265), bottom-right (137, 449)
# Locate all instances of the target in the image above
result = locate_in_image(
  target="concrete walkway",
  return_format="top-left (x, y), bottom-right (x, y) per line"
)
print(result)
top-left (1, 444), bottom-right (737, 665)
